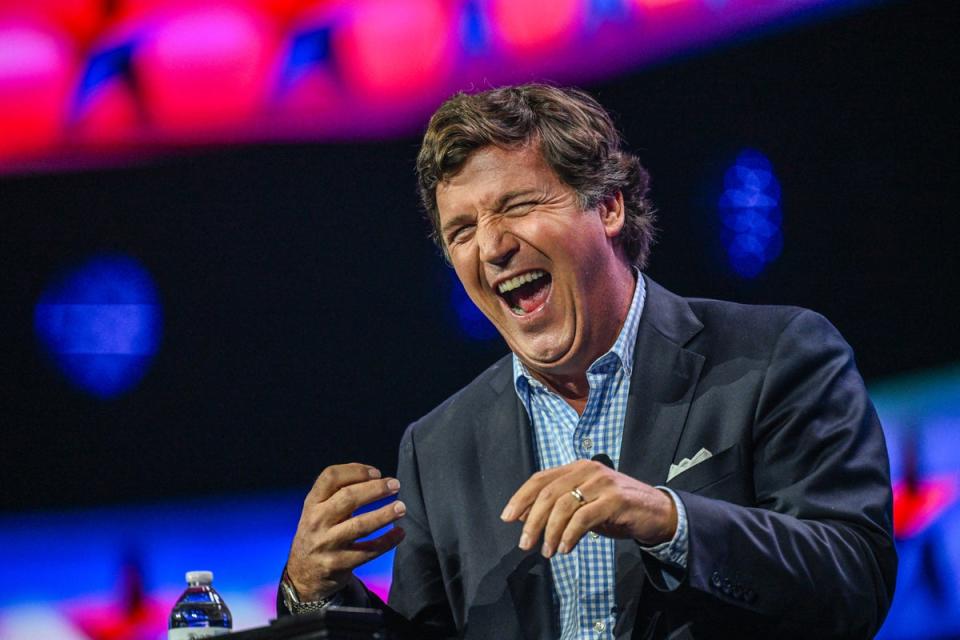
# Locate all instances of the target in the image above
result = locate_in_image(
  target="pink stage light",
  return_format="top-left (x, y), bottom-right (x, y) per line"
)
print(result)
top-left (489, 0), bottom-right (582, 55)
top-left (0, 18), bottom-right (77, 158)
top-left (0, 0), bottom-right (105, 43)
top-left (636, 0), bottom-right (688, 8)
top-left (134, 3), bottom-right (279, 134)
top-left (333, 0), bottom-right (454, 104)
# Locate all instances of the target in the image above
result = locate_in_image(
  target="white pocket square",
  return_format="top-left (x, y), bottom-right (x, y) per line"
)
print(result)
top-left (667, 448), bottom-right (713, 482)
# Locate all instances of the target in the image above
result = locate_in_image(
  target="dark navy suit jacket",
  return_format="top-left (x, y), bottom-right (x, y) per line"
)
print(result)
top-left (282, 276), bottom-right (897, 639)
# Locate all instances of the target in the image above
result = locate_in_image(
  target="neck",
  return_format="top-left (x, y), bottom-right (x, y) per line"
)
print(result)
top-left (524, 266), bottom-right (637, 414)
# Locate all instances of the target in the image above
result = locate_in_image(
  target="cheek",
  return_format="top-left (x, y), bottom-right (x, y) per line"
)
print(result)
top-left (451, 261), bottom-right (487, 304)
top-left (511, 216), bottom-right (587, 262)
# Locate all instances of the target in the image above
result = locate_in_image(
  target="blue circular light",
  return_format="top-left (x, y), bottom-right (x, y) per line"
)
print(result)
top-left (34, 254), bottom-right (163, 398)
top-left (719, 149), bottom-right (783, 279)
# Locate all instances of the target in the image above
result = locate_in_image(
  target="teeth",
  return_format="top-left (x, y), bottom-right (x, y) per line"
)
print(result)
top-left (498, 270), bottom-right (546, 294)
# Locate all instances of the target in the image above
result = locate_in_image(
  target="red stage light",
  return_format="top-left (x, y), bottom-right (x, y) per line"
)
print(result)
top-left (275, 64), bottom-right (341, 123)
top-left (333, 0), bottom-right (454, 104)
top-left (111, 0), bottom-right (328, 23)
top-left (0, 0), bottom-right (104, 43)
top-left (893, 475), bottom-right (960, 539)
top-left (489, 0), bottom-right (581, 54)
top-left (73, 80), bottom-right (142, 144)
top-left (134, 3), bottom-right (279, 135)
top-left (0, 18), bottom-right (77, 158)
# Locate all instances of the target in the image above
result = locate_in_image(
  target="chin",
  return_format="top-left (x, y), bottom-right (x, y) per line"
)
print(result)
top-left (515, 338), bottom-right (576, 369)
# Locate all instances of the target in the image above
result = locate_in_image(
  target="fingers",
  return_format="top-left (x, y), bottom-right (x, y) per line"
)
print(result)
top-left (518, 478), bottom-right (580, 553)
top-left (557, 501), bottom-right (606, 555)
top-left (320, 477), bottom-right (402, 525)
top-left (541, 490), bottom-right (584, 556)
top-left (502, 460), bottom-right (612, 557)
top-left (307, 463), bottom-right (383, 503)
top-left (500, 466), bottom-right (569, 522)
top-left (310, 527), bottom-right (406, 579)
top-left (329, 500), bottom-right (407, 545)
top-left (350, 525), bottom-right (406, 555)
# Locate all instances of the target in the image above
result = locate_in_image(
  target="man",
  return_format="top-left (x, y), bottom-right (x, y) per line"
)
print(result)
top-left (280, 85), bottom-right (896, 639)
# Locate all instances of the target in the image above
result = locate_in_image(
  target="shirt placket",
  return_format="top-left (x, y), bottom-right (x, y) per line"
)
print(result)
top-left (576, 366), bottom-right (615, 639)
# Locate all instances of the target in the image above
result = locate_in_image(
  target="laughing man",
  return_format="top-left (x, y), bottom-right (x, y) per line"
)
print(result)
top-left (279, 84), bottom-right (896, 640)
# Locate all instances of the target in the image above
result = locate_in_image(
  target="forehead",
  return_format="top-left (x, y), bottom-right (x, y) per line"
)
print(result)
top-left (435, 144), bottom-right (563, 215)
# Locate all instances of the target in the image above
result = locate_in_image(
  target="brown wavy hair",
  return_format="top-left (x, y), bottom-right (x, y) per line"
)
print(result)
top-left (416, 83), bottom-right (656, 267)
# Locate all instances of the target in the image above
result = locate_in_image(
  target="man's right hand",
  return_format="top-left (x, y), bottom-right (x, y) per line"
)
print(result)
top-left (286, 463), bottom-right (407, 601)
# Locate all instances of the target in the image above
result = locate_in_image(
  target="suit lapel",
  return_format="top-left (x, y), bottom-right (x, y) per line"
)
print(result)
top-left (474, 360), bottom-right (558, 640)
top-left (615, 276), bottom-right (705, 639)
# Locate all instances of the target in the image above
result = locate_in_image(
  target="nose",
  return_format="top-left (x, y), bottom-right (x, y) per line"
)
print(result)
top-left (476, 219), bottom-right (519, 267)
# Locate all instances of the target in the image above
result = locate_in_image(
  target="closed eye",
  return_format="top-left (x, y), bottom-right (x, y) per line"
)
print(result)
top-left (448, 224), bottom-right (475, 244)
top-left (506, 201), bottom-right (538, 213)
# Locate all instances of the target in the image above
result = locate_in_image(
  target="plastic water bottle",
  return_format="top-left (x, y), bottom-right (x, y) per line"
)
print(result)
top-left (168, 571), bottom-right (233, 639)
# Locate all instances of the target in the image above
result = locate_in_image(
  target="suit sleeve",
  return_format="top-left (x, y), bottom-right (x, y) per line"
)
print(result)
top-left (648, 309), bottom-right (897, 638)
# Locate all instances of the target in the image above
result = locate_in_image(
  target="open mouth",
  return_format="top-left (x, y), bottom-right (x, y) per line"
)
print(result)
top-left (496, 270), bottom-right (552, 316)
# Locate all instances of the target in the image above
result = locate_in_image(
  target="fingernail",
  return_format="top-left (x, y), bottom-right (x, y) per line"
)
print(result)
top-left (500, 506), bottom-right (515, 521)
top-left (394, 501), bottom-right (406, 515)
top-left (368, 468), bottom-right (381, 479)
top-left (557, 542), bottom-right (570, 554)
top-left (541, 542), bottom-right (553, 558)
top-left (387, 479), bottom-right (400, 492)
top-left (518, 533), bottom-right (531, 550)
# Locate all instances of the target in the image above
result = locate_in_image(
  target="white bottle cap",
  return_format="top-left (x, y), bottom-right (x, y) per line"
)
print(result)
top-left (185, 571), bottom-right (213, 585)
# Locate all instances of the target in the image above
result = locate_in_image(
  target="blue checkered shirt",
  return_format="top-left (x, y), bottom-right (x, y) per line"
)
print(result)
top-left (513, 274), bottom-right (689, 639)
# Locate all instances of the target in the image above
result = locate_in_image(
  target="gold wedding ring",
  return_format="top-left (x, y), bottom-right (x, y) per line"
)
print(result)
top-left (570, 487), bottom-right (586, 505)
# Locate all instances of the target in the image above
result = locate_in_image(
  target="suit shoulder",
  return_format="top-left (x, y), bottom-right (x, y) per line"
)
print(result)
top-left (681, 296), bottom-right (849, 358)
top-left (685, 296), bottom-right (836, 338)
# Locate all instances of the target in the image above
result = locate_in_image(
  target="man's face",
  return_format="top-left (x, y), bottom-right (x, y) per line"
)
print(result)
top-left (436, 144), bottom-right (631, 379)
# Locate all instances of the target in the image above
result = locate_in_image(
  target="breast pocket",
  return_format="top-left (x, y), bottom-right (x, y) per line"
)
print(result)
top-left (665, 443), bottom-right (742, 494)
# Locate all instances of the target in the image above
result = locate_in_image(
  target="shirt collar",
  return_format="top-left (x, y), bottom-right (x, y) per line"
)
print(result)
top-left (513, 269), bottom-right (647, 392)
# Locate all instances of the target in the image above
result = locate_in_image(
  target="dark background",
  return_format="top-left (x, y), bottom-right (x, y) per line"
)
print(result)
top-left (2, 0), bottom-right (956, 512)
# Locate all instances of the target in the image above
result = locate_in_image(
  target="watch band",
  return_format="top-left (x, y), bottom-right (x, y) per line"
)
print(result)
top-left (281, 571), bottom-right (338, 614)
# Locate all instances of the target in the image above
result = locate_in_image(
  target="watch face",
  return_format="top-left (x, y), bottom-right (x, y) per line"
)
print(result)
top-left (282, 579), bottom-right (300, 607)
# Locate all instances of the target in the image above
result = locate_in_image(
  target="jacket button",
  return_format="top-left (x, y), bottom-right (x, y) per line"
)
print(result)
top-left (710, 571), bottom-right (722, 588)
top-left (721, 578), bottom-right (732, 594)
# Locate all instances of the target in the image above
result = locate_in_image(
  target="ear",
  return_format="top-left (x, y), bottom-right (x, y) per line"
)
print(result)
top-left (598, 191), bottom-right (626, 239)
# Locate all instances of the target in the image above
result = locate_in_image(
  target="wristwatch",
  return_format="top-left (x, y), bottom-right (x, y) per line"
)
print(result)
top-left (280, 570), bottom-right (340, 614)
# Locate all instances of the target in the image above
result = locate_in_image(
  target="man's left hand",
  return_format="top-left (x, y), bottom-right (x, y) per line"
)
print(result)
top-left (500, 459), bottom-right (678, 557)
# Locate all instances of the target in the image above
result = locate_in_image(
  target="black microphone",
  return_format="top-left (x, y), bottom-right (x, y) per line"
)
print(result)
top-left (591, 453), bottom-right (614, 469)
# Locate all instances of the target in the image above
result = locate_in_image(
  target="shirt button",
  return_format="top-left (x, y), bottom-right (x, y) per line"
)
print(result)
top-left (593, 620), bottom-right (606, 633)
top-left (590, 531), bottom-right (601, 540)
top-left (582, 437), bottom-right (593, 450)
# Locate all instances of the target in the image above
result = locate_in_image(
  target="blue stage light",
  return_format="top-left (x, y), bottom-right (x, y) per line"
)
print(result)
top-left (280, 26), bottom-right (333, 89)
top-left (448, 270), bottom-right (499, 341)
top-left (719, 150), bottom-right (783, 278)
top-left (34, 254), bottom-right (162, 398)
top-left (460, 0), bottom-right (490, 55)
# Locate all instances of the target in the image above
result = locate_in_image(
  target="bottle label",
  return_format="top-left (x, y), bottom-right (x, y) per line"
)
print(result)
top-left (168, 628), bottom-right (230, 640)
